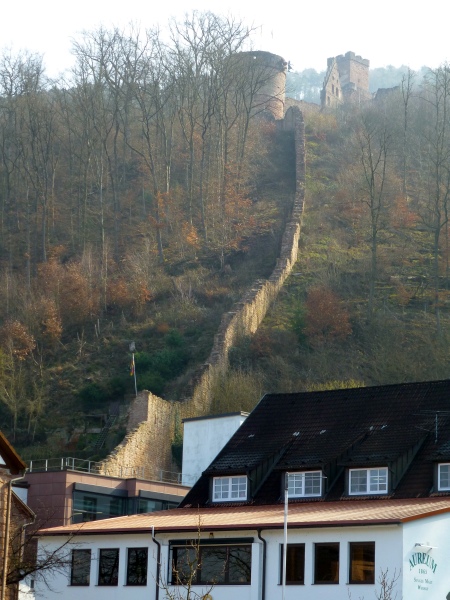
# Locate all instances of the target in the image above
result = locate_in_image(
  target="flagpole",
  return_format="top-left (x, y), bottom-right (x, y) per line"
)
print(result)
top-left (282, 472), bottom-right (289, 600)
top-left (132, 352), bottom-right (137, 397)
top-left (129, 342), bottom-right (137, 397)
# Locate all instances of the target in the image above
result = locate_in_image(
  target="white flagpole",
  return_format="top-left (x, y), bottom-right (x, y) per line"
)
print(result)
top-left (132, 353), bottom-right (137, 397)
top-left (129, 342), bottom-right (137, 397)
top-left (282, 472), bottom-right (289, 600)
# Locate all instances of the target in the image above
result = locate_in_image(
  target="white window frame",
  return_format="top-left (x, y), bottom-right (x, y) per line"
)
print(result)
top-left (349, 467), bottom-right (388, 495)
top-left (287, 471), bottom-right (322, 498)
top-left (213, 476), bottom-right (247, 502)
top-left (438, 463), bottom-right (450, 490)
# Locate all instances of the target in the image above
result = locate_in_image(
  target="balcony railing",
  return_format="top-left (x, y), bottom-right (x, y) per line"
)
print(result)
top-left (27, 457), bottom-right (183, 484)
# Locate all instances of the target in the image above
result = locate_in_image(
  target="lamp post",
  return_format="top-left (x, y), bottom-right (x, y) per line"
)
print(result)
top-left (129, 342), bottom-right (137, 397)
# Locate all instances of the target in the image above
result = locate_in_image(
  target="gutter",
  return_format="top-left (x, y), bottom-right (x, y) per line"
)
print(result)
top-left (151, 526), bottom-right (161, 600)
top-left (257, 529), bottom-right (267, 600)
top-left (1, 472), bottom-right (28, 600)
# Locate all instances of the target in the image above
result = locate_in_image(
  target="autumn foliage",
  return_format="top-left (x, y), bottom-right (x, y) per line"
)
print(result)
top-left (304, 286), bottom-right (352, 346)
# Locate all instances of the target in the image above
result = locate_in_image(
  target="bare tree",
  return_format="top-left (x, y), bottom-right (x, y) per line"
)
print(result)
top-left (6, 504), bottom-right (83, 597)
top-left (416, 65), bottom-right (450, 335)
top-left (353, 106), bottom-right (392, 317)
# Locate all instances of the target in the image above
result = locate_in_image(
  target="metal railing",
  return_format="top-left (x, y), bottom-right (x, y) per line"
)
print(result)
top-left (27, 457), bottom-right (184, 485)
top-left (28, 457), bottom-right (102, 474)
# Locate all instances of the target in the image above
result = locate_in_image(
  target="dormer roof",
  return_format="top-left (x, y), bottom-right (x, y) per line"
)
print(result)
top-left (181, 380), bottom-right (450, 507)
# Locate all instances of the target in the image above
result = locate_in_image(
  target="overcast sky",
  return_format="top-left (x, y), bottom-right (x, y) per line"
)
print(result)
top-left (1, 0), bottom-right (448, 78)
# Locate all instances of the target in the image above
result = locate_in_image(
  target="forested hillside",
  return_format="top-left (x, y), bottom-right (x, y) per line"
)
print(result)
top-left (0, 14), bottom-right (295, 458)
top-left (219, 67), bottom-right (450, 408)
top-left (1, 13), bottom-right (449, 460)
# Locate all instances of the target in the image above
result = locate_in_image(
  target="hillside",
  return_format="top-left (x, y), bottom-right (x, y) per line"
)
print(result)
top-left (0, 19), bottom-right (296, 459)
top-left (218, 81), bottom-right (450, 405)
top-left (1, 24), bottom-right (450, 462)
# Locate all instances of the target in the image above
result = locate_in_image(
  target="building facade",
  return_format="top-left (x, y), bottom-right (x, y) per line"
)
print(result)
top-left (0, 431), bottom-right (34, 600)
top-left (37, 380), bottom-right (450, 599)
top-left (321, 51), bottom-right (371, 108)
top-left (22, 460), bottom-right (189, 528)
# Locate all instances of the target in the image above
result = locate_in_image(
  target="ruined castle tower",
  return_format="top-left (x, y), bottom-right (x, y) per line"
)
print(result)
top-left (231, 51), bottom-right (287, 120)
top-left (321, 51), bottom-right (371, 108)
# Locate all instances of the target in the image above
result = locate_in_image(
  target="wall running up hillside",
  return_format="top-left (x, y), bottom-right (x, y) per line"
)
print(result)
top-left (100, 106), bottom-right (306, 481)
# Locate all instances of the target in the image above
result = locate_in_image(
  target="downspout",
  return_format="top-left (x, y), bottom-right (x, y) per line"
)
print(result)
top-left (151, 526), bottom-right (161, 600)
top-left (1, 472), bottom-right (27, 600)
top-left (257, 529), bottom-right (267, 600)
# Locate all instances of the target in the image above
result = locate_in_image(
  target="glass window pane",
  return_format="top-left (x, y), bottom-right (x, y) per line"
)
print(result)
top-left (288, 472), bottom-right (322, 497)
top-left (172, 544), bottom-right (251, 586)
top-left (439, 464), bottom-right (450, 489)
top-left (213, 476), bottom-right (246, 501)
top-left (349, 542), bottom-right (375, 584)
top-left (281, 544), bottom-right (305, 584)
top-left (305, 472), bottom-right (322, 495)
top-left (228, 546), bottom-right (252, 583)
top-left (314, 543), bottom-right (339, 584)
top-left (127, 548), bottom-right (148, 586)
top-left (137, 498), bottom-right (163, 513)
top-left (172, 547), bottom-right (197, 585)
top-left (98, 549), bottom-right (119, 586)
top-left (350, 470), bottom-right (367, 493)
top-left (370, 469), bottom-right (387, 492)
top-left (201, 547), bottom-right (226, 584)
top-left (71, 549), bottom-right (91, 586)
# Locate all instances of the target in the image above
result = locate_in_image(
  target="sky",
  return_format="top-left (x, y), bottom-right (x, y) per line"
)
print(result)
top-left (0, 0), bottom-right (448, 78)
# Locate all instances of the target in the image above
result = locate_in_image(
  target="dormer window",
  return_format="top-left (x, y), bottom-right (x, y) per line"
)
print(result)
top-left (438, 463), bottom-right (450, 490)
top-left (213, 476), bottom-right (247, 502)
top-left (287, 471), bottom-right (322, 498)
top-left (349, 468), bottom-right (388, 495)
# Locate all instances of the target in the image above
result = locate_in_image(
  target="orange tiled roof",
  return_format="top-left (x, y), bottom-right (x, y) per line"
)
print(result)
top-left (39, 497), bottom-right (450, 536)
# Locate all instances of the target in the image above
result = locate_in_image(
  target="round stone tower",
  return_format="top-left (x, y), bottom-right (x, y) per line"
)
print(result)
top-left (231, 51), bottom-right (287, 120)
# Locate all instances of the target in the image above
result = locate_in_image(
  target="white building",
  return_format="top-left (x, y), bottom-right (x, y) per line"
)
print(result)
top-left (37, 380), bottom-right (450, 599)
top-left (38, 498), bottom-right (450, 599)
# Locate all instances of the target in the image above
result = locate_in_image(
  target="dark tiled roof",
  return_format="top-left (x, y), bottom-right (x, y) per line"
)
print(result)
top-left (181, 380), bottom-right (450, 507)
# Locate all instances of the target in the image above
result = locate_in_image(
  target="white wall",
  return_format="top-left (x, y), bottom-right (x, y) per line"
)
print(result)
top-left (38, 522), bottom-right (410, 600)
top-left (38, 529), bottom-right (259, 600)
top-left (37, 533), bottom-right (159, 600)
top-left (403, 512), bottom-right (450, 599)
top-left (182, 413), bottom-right (247, 486)
top-left (263, 524), bottom-right (402, 600)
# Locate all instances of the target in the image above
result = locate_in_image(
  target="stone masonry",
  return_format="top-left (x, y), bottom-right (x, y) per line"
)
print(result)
top-left (100, 104), bottom-right (306, 481)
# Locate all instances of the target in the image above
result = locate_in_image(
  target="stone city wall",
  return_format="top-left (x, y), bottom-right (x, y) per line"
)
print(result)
top-left (101, 392), bottom-right (177, 479)
top-left (100, 106), bottom-right (306, 480)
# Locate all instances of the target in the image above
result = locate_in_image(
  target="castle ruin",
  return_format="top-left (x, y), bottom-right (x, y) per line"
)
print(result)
top-left (321, 51), bottom-right (371, 108)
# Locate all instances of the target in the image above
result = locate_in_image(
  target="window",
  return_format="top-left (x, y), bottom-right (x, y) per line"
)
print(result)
top-left (98, 549), bottom-right (119, 586)
top-left (438, 464), bottom-right (450, 490)
top-left (287, 471), bottom-right (322, 497)
top-left (171, 543), bottom-right (251, 585)
top-left (213, 476), bottom-right (247, 502)
top-left (314, 543), bottom-right (339, 584)
top-left (126, 548), bottom-right (148, 586)
top-left (72, 491), bottom-right (126, 523)
top-left (349, 468), bottom-right (388, 495)
top-left (137, 498), bottom-right (179, 513)
top-left (280, 544), bottom-right (305, 584)
top-left (349, 542), bottom-right (375, 584)
top-left (70, 549), bottom-right (91, 586)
